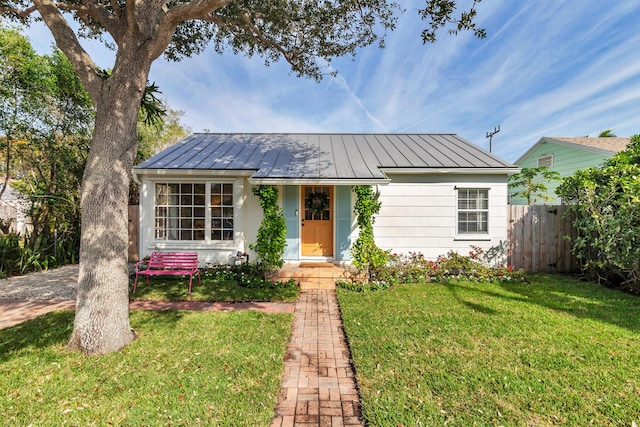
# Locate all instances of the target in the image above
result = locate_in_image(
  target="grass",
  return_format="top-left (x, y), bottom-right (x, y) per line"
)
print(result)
top-left (337, 274), bottom-right (640, 426)
top-left (129, 273), bottom-right (300, 302)
top-left (0, 309), bottom-right (293, 426)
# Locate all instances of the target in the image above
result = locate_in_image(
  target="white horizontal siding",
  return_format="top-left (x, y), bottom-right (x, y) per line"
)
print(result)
top-left (374, 175), bottom-right (509, 265)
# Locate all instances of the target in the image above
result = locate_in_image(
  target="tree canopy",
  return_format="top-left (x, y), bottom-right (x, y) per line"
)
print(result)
top-left (0, 0), bottom-right (486, 354)
top-left (598, 129), bottom-right (617, 137)
top-left (0, 25), bottom-right (188, 272)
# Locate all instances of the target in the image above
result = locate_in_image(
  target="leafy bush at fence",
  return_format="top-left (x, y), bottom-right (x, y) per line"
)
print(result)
top-left (337, 246), bottom-right (526, 292)
top-left (556, 134), bottom-right (640, 292)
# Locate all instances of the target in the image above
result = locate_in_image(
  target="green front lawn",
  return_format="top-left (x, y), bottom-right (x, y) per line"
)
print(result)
top-left (130, 273), bottom-right (299, 302)
top-left (338, 274), bottom-right (640, 426)
top-left (1, 309), bottom-right (293, 426)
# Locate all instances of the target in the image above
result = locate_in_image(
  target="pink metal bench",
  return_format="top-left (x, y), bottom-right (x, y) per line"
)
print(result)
top-left (133, 252), bottom-right (201, 294)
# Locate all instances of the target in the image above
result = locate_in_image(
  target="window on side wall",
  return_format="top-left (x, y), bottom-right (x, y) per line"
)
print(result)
top-left (154, 182), bottom-right (234, 241)
top-left (457, 188), bottom-right (489, 234)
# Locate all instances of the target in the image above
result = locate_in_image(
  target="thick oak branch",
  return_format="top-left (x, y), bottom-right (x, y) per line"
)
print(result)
top-left (33, 0), bottom-right (102, 102)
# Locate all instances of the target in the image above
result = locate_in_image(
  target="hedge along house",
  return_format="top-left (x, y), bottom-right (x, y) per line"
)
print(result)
top-left (133, 133), bottom-right (519, 268)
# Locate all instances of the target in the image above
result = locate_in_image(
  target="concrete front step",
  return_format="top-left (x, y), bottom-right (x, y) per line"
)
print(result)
top-left (276, 263), bottom-right (349, 290)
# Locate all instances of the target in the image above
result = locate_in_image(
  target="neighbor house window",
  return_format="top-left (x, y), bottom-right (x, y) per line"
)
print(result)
top-left (537, 154), bottom-right (553, 168)
top-left (154, 182), bottom-right (233, 241)
top-left (457, 188), bottom-right (489, 234)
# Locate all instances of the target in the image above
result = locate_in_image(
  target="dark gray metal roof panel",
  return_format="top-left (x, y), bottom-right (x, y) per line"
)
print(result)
top-left (135, 133), bottom-right (516, 179)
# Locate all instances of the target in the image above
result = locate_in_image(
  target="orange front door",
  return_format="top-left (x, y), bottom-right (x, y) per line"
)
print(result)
top-left (301, 186), bottom-right (333, 257)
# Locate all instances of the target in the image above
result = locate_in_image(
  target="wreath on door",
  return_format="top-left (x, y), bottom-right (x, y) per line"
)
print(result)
top-left (305, 191), bottom-right (329, 214)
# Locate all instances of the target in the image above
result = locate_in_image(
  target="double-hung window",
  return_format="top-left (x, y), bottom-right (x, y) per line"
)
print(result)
top-left (154, 182), bottom-right (234, 241)
top-left (457, 188), bottom-right (489, 234)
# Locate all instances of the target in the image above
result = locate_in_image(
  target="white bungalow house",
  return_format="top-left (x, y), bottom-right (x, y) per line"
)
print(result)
top-left (133, 133), bottom-right (519, 267)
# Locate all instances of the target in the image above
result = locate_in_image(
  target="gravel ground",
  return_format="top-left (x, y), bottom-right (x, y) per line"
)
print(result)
top-left (0, 265), bottom-right (78, 300)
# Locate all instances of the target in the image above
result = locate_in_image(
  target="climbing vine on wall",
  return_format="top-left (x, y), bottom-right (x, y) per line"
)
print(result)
top-left (351, 185), bottom-right (388, 273)
top-left (249, 185), bottom-right (287, 272)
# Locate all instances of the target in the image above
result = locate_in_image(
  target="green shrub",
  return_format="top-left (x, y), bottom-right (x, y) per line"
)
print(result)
top-left (335, 279), bottom-right (392, 292)
top-left (249, 185), bottom-right (287, 272)
top-left (204, 263), bottom-right (297, 290)
top-left (370, 252), bottom-right (434, 285)
top-left (337, 246), bottom-right (527, 292)
top-left (557, 135), bottom-right (640, 291)
top-left (0, 230), bottom-right (79, 278)
top-left (351, 185), bottom-right (388, 273)
top-left (0, 233), bottom-right (22, 277)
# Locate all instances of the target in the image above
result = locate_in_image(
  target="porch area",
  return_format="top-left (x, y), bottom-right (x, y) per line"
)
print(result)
top-left (275, 262), bottom-right (356, 290)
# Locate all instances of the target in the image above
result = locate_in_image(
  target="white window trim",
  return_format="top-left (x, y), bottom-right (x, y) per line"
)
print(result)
top-left (454, 187), bottom-right (491, 240)
top-left (150, 178), bottom-right (240, 248)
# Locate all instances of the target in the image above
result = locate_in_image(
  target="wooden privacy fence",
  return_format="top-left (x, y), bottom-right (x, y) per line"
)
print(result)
top-left (128, 205), bottom-right (139, 262)
top-left (508, 205), bottom-right (578, 273)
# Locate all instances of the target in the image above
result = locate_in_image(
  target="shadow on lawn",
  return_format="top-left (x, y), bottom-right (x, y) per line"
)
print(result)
top-left (0, 310), bottom-right (187, 363)
top-left (0, 311), bottom-right (75, 362)
top-left (129, 275), bottom-right (222, 300)
top-left (129, 276), bottom-right (298, 302)
top-left (444, 283), bottom-right (499, 316)
top-left (452, 273), bottom-right (640, 333)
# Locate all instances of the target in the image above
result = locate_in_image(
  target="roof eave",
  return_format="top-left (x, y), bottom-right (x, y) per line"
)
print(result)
top-left (380, 167), bottom-right (520, 175)
top-left (132, 168), bottom-right (256, 178)
top-left (248, 177), bottom-right (391, 186)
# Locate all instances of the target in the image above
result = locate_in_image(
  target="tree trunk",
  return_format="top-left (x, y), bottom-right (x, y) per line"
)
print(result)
top-left (66, 53), bottom-right (149, 355)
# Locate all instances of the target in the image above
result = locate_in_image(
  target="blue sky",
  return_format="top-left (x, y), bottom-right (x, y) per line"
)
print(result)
top-left (23, 0), bottom-right (640, 162)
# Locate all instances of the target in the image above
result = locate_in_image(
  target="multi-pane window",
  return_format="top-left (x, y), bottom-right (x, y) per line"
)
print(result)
top-left (210, 183), bottom-right (234, 241)
top-left (154, 182), bottom-right (233, 241)
top-left (457, 188), bottom-right (489, 234)
top-left (303, 186), bottom-right (331, 221)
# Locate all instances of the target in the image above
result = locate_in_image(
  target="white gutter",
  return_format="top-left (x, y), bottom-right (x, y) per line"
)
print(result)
top-left (247, 177), bottom-right (391, 186)
top-left (380, 167), bottom-right (521, 175)
top-left (132, 169), bottom-right (255, 178)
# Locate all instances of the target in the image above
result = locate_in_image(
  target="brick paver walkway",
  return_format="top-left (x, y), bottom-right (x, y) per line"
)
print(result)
top-left (271, 289), bottom-right (363, 427)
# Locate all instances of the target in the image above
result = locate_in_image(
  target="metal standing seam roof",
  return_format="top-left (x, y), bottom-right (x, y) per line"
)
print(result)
top-left (134, 133), bottom-right (517, 181)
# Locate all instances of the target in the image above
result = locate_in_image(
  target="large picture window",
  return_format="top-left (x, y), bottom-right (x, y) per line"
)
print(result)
top-left (154, 182), bottom-right (234, 241)
top-left (457, 188), bottom-right (488, 234)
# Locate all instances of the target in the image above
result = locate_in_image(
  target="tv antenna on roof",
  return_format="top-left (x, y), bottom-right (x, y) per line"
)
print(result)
top-left (486, 125), bottom-right (500, 153)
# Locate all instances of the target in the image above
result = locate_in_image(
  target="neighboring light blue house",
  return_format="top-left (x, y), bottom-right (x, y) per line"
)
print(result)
top-left (133, 133), bottom-right (518, 265)
top-left (510, 136), bottom-right (631, 205)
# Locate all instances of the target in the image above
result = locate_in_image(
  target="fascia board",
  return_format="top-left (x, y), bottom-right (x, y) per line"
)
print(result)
top-left (247, 177), bottom-right (391, 186)
top-left (380, 167), bottom-right (520, 175)
top-left (133, 169), bottom-right (255, 178)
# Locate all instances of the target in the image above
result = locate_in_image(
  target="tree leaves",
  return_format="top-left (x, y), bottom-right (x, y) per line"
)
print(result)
top-left (508, 167), bottom-right (561, 205)
top-left (556, 135), bottom-right (640, 290)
